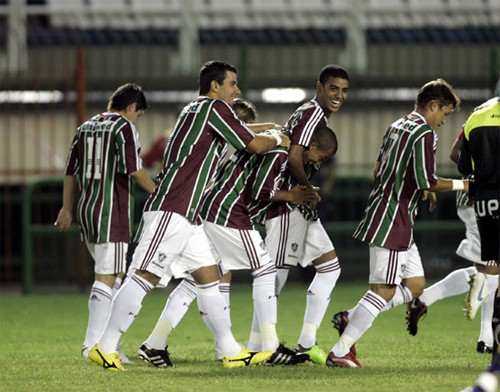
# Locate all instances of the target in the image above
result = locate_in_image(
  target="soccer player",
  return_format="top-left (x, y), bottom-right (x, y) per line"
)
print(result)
top-left (54, 83), bottom-right (156, 360)
top-left (458, 96), bottom-right (500, 392)
top-left (137, 98), bottom-right (288, 367)
top-left (248, 64), bottom-right (349, 364)
top-left (88, 60), bottom-right (288, 371)
top-left (406, 130), bottom-right (497, 353)
top-left (326, 79), bottom-right (467, 368)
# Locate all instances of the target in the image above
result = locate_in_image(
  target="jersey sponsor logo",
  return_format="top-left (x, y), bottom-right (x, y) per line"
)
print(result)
top-left (475, 199), bottom-right (499, 218)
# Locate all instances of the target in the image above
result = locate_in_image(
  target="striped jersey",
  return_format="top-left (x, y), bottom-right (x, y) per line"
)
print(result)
top-left (353, 111), bottom-right (438, 251)
top-left (458, 97), bottom-right (500, 192)
top-left (64, 112), bottom-right (143, 243)
top-left (144, 97), bottom-right (255, 222)
top-left (266, 98), bottom-right (327, 220)
top-left (199, 144), bottom-right (288, 230)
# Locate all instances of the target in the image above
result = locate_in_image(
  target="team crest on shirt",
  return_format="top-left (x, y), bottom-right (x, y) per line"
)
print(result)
top-left (158, 253), bottom-right (167, 262)
top-left (260, 241), bottom-right (266, 250)
top-left (291, 242), bottom-right (299, 252)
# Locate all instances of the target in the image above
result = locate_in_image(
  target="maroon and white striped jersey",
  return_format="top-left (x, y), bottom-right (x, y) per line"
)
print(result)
top-left (144, 97), bottom-right (255, 222)
top-left (65, 112), bottom-right (143, 243)
top-left (353, 111), bottom-right (438, 251)
top-left (266, 98), bottom-right (328, 220)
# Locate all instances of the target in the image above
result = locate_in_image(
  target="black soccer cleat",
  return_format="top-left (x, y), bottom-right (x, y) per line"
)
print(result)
top-left (406, 298), bottom-right (428, 336)
top-left (138, 344), bottom-right (173, 367)
top-left (267, 343), bottom-right (309, 365)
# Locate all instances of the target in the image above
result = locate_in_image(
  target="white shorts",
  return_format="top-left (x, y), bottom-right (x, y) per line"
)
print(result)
top-left (130, 211), bottom-right (218, 280)
top-left (203, 220), bottom-right (272, 271)
top-left (265, 209), bottom-right (334, 268)
top-left (86, 242), bottom-right (128, 275)
top-left (368, 243), bottom-right (424, 285)
top-left (456, 206), bottom-right (494, 266)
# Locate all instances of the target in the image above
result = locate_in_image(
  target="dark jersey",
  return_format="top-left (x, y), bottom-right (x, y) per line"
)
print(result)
top-left (144, 97), bottom-right (255, 222)
top-left (65, 112), bottom-right (143, 243)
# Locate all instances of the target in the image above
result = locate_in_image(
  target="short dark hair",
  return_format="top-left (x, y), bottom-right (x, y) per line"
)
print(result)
top-left (416, 79), bottom-right (461, 110)
top-left (313, 126), bottom-right (338, 154)
top-left (318, 64), bottom-right (349, 85)
top-left (233, 98), bottom-right (257, 123)
top-left (107, 83), bottom-right (148, 111)
top-left (199, 61), bottom-right (238, 95)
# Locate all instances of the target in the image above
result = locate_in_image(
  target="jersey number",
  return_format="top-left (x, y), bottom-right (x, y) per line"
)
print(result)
top-left (86, 135), bottom-right (102, 180)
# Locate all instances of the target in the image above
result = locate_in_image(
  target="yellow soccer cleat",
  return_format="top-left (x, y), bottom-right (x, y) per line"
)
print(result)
top-left (88, 343), bottom-right (125, 371)
top-left (222, 348), bottom-right (272, 368)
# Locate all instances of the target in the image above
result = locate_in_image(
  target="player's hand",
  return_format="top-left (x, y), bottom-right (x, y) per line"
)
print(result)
top-left (308, 186), bottom-right (321, 210)
top-left (279, 134), bottom-right (291, 149)
top-left (54, 208), bottom-right (73, 231)
top-left (423, 191), bottom-right (437, 212)
top-left (288, 185), bottom-right (317, 205)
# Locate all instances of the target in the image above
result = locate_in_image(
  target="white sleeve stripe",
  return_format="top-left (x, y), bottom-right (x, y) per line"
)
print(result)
top-left (298, 108), bottom-right (324, 146)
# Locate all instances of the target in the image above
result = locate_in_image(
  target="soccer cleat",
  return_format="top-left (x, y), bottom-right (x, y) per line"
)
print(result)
top-left (406, 298), bottom-right (428, 336)
top-left (326, 350), bottom-right (361, 368)
top-left (465, 273), bottom-right (489, 321)
top-left (222, 348), bottom-right (272, 368)
top-left (138, 344), bottom-right (173, 367)
top-left (88, 343), bottom-right (125, 371)
top-left (476, 341), bottom-right (494, 354)
top-left (332, 310), bottom-right (356, 355)
top-left (266, 343), bottom-right (309, 365)
top-left (296, 344), bottom-right (327, 364)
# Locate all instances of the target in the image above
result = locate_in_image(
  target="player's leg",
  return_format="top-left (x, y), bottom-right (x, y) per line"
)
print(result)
top-left (295, 219), bottom-right (340, 363)
top-left (82, 242), bottom-right (126, 359)
top-left (89, 211), bottom-right (187, 370)
top-left (327, 246), bottom-right (406, 368)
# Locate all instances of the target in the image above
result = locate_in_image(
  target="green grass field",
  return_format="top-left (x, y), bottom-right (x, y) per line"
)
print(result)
top-left (0, 281), bottom-right (489, 391)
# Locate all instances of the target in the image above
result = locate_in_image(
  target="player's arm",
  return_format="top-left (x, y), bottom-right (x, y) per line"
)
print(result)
top-left (54, 175), bottom-right (76, 231)
top-left (288, 144), bottom-right (311, 188)
top-left (271, 185), bottom-right (317, 205)
top-left (247, 123), bottom-right (282, 133)
top-left (246, 133), bottom-right (290, 154)
top-left (427, 178), bottom-right (469, 193)
top-left (130, 168), bottom-right (156, 194)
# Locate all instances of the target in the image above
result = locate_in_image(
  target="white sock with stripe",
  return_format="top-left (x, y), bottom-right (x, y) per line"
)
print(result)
top-left (381, 284), bottom-right (413, 311)
top-left (331, 290), bottom-right (386, 357)
top-left (84, 280), bottom-right (113, 349)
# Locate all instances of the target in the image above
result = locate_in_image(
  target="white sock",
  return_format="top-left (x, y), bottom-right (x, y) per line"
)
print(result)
top-left (331, 290), bottom-right (386, 357)
top-left (420, 267), bottom-right (476, 306)
top-left (252, 264), bottom-right (279, 352)
top-left (84, 281), bottom-right (113, 349)
top-left (144, 278), bottom-right (197, 350)
top-left (382, 285), bottom-right (413, 311)
top-left (298, 258), bottom-right (341, 348)
top-left (196, 281), bottom-right (241, 357)
top-left (275, 267), bottom-right (289, 295)
top-left (99, 274), bottom-right (153, 353)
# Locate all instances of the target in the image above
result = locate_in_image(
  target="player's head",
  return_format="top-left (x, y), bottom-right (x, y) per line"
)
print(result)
top-left (199, 61), bottom-right (240, 106)
top-left (108, 83), bottom-right (148, 123)
top-left (316, 65), bottom-right (350, 117)
top-left (108, 83), bottom-right (148, 112)
top-left (416, 79), bottom-right (460, 130)
top-left (303, 126), bottom-right (338, 165)
top-left (233, 98), bottom-right (257, 124)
